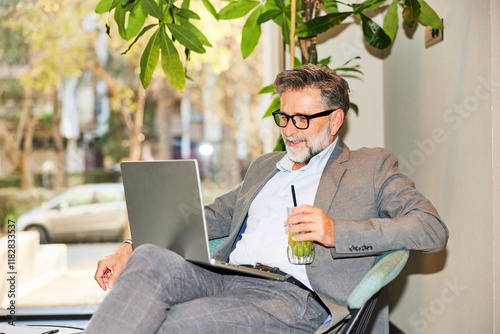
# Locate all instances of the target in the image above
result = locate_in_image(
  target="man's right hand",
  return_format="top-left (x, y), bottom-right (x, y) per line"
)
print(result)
top-left (94, 242), bottom-right (133, 291)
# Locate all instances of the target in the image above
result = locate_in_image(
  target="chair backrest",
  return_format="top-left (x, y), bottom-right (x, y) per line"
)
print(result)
top-left (340, 290), bottom-right (381, 334)
top-left (340, 249), bottom-right (409, 334)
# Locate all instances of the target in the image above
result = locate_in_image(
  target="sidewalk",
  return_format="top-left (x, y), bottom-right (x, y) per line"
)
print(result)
top-left (17, 269), bottom-right (108, 307)
top-left (16, 242), bottom-right (119, 307)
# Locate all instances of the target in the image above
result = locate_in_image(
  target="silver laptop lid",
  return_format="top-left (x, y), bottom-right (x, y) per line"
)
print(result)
top-left (120, 160), bottom-right (211, 263)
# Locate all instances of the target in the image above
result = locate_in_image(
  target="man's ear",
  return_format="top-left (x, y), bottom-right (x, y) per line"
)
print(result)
top-left (329, 109), bottom-right (345, 136)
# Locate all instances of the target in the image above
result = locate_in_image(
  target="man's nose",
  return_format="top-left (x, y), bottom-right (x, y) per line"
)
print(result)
top-left (282, 119), bottom-right (298, 137)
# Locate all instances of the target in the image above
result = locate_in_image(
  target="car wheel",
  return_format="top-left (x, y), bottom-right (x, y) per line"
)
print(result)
top-left (26, 225), bottom-right (50, 244)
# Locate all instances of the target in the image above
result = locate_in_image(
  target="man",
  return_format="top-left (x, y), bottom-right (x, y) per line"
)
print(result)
top-left (86, 64), bottom-right (448, 333)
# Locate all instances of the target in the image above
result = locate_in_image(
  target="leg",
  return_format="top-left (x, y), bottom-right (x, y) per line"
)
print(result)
top-left (85, 244), bottom-right (225, 333)
top-left (158, 275), bottom-right (328, 334)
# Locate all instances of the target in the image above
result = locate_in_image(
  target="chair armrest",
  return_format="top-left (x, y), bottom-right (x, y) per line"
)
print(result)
top-left (209, 237), bottom-right (228, 256)
top-left (347, 249), bottom-right (409, 309)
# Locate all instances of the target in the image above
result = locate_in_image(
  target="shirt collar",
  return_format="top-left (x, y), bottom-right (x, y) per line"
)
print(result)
top-left (277, 137), bottom-right (339, 172)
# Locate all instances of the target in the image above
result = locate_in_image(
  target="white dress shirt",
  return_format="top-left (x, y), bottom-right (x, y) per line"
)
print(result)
top-left (229, 138), bottom-right (338, 290)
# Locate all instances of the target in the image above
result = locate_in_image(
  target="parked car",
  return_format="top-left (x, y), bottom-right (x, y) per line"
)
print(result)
top-left (17, 183), bottom-right (129, 243)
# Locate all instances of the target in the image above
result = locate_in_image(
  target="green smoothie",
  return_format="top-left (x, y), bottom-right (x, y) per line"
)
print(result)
top-left (288, 233), bottom-right (313, 257)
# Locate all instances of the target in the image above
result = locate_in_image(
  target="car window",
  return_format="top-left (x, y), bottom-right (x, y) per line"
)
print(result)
top-left (95, 188), bottom-right (124, 203)
top-left (60, 189), bottom-right (95, 208)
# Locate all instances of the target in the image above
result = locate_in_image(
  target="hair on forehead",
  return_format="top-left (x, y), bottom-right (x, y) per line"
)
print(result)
top-left (273, 64), bottom-right (350, 114)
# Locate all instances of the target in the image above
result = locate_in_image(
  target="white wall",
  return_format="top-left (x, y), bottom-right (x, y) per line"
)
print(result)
top-left (270, 3), bottom-right (498, 330)
top-left (491, 1), bottom-right (500, 331)
top-left (383, 0), bottom-right (499, 332)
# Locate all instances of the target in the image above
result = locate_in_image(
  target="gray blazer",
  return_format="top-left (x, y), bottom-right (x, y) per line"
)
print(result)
top-left (205, 139), bottom-right (448, 333)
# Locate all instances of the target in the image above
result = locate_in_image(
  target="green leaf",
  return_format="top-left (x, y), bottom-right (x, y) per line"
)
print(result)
top-left (262, 96), bottom-right (281, 119)
top-left (140, 28), bottom-right (161, 88)
top-left (323, 0), bottom-right (338, 13)
top-left (341, 55), bottom-right (360, 66)
top-left (383, 0), bottom-right (398, 41)
top-left (167, 23), bottom-right (206, 54)
top-left (159, 25), bottom-right (185, 91)
top-left (95, 0), bottom-right (115, 14)
top-left (142, 0), bottom-right (163, 19)
top-left (114, 4), bottom-right (127, 40)
top-left (360, 13), bottom-right (392, 49)
top-left (125, 1), bottom-right (148, 40)
top-left (257, 9), bottom-right (281, 24)
top-left (271, 12), bottom-right (290, 45)
top-left (178, 18), bottom-right (212, 47)
top-left (123, 0), bottom-right (140, 12)
top-left (176, 7), bottom-right (201, 20)
top-left (159, 0), bottom-right (168, 18)
top-left (202, 0), bottom-right (219, 20)
top-left (318, 56), bottom-right (332, 66)
top-left (218, 0), bottom-right (260, 20)
top-left (241, 5), bottom-right (265, 58)
top-left (295, 12), bottom-right (352, 38)
top-left (280, 12), bottom-right (290, 45)
top-left (274, 0), bottom-right (285, 10)
top-left (402, 0), bottom-right (420, 28)
top-left (294, 57), bottom-right (301, 68)
top-left (274, 134), bottom-right (285, 152)
top-left (349, 102), bottom-right (359, 115)
top-left (333, 67), bottom-right (363, 75)
top-left (417, 0), bottom-right (443, 29)
top-left (263, 0), bottom-right (281, 12)
top-left (122, 24), bottom-right (157, 54)
top-left (359, 0), bottom-right (387, 13)
top-left (258, 84), bottom-right (275, 95)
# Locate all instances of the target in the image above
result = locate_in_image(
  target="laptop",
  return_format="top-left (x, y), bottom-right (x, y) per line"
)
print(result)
top-left (120, 160), bottom-right (287, 281)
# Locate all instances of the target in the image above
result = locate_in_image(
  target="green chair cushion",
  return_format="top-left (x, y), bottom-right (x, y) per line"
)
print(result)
top-left (347, 249), bottom-right (409, 309)
top-left (209, 237), bottom-right (228, 256)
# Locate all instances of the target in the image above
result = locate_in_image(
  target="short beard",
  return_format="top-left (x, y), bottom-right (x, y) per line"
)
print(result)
top-left (283, 122), bottom-right (332, 164)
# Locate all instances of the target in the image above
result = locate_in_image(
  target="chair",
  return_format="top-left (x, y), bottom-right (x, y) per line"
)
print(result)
top-left (339, 249), bottom-right (409, 334)
top-left (209, 239), bottom-right (409, 334)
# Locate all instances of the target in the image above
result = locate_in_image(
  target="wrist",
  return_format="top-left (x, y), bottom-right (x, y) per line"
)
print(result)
top-left (119, 239), bottom-right (133, 254)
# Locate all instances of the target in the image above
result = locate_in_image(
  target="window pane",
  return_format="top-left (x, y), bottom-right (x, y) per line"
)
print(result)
top-left (64, 191), bottom-right (94, 208)
top-left (96, 189), bottom-right (124, 203)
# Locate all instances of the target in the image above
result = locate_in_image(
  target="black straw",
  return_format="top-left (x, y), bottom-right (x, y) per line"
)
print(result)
top-left (291, 185), bottom-right (297, 207)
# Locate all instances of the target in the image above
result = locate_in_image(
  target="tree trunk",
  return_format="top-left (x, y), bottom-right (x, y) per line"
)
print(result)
top-left (219, 72), bottom-right (239, 186)
top-left (127, 84), bottom-right (146, 161)
top-left (51, 87), bottom-right (66, 188)
top-left (19, 87), bottom-right (34, 190)
top-left (299, 0), bottom-right (322, 65)
top-left (0, 121), bottom-right (20, 170)
top-left (155, 91), bottom-right (172, 160)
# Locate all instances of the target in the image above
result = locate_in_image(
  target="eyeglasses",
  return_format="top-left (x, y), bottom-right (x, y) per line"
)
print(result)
top-left (271, 109), bottom-right (335, 130)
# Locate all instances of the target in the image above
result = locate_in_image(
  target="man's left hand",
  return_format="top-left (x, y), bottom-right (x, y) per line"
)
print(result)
top-left (284, 205), bottom-right (335, 247)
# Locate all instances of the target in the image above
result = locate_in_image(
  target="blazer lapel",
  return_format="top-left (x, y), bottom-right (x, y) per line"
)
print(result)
top-left (314, 139), bottom-right (350, 213)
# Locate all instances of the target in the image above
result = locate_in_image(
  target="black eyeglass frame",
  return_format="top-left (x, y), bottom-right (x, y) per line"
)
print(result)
top-left (271, 109), bottom-right (336, 130)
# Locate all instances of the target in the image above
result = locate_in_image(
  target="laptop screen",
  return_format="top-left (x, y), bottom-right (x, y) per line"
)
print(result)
top-left (120, 160), bottom-right (211, 263)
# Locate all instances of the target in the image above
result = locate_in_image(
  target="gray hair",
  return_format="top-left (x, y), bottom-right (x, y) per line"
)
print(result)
top-left (273, 64), bottom-right (350, 114)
